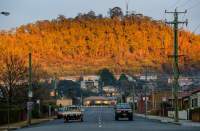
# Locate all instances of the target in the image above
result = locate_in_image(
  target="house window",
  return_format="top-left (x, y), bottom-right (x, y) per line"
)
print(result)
top-left (192, 98), bottom-right (198, 108)
top-left (0, 89), bottom-right (3, 98)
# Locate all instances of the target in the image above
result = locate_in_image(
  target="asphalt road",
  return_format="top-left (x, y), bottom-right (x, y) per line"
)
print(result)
top-left (18, 107), bottom-right (200, 131)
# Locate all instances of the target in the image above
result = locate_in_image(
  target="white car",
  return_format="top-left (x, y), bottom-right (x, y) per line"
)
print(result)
top-left (56, 107), bottom-right (65, 119)
top-left (63, 106), bottom-right (84, 122)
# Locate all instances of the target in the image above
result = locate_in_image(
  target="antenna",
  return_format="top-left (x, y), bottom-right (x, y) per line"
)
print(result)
top-left (125, 0), bottom-right (129, 16)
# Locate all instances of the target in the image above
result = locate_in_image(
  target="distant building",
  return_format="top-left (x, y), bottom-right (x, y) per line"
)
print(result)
top-left (56, 98), bottom-right (73, 107)
top-left (83, 96), bottom-right (117, 106)
top-left (139, 75), bottom-right (157, 81)
top-left (102, 86), bottom-right (119, 97)
top-left (168, 77), bottom-right (193, 87)
top-left (80, 75), bottom-right (100, 93)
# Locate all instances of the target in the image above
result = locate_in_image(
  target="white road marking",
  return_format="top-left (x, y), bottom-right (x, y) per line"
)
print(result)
top-left (98, 106), bottom-right (103, 128)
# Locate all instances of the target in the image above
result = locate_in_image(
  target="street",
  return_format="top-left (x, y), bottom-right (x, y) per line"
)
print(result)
top-left (18, 107), bottom-right (200, 131)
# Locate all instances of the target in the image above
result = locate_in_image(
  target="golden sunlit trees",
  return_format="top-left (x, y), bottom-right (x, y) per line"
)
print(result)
top-left (0, 10), bottom-right (200, 75)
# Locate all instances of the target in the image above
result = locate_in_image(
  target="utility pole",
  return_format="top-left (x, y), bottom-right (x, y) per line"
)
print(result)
top-left (132, 83), bottom-right (135, 118)
top-left (144, 84), bottom-right (147, 119)
top-left (27, 52), bottom-right (32, 125)
top-left (144, 66), bottom-right (148, 119)
top-left (165, 8), bottom-right (187, 122)
top-left (7, 88), bottom-right (10, 131)
top-left (54, 76), bottom-right (57, 99)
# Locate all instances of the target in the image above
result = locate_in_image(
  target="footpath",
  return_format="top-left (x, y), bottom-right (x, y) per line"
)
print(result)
top-left (0, 116), bottom-right (56, 131)
top-left (135, 113), bottom-right (200, 127)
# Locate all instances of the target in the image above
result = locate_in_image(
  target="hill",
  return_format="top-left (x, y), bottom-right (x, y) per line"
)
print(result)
top-left (0, 10), bottom-right (200, 76)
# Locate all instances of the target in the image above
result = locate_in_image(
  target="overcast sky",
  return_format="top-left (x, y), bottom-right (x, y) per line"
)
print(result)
top-left (0, 0), bottom-right (200, 34)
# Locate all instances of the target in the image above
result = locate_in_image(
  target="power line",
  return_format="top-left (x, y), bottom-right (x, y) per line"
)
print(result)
top-left (193, 23), bottom-right (200, 33)
top-left (169, 0), bottom-right (182, 9)
top-left (187, 0), bottom-right (200, 10)
top-left (179, 0), bottom-right (191, 8)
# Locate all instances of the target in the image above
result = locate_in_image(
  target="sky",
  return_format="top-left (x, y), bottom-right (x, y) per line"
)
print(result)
top-left (0, 0), bottom-right (200, 34)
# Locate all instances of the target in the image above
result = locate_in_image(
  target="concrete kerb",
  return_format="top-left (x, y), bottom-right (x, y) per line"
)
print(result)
top-left (0, 117), bottom-right (56, 131)
top-left (135, 114), bottom-right (182, 125)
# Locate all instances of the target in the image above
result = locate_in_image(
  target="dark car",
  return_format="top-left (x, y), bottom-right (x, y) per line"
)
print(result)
top-left (115, 103), bottom-right (133, 121)
top-left (63, 106), bottom-right (84, 123)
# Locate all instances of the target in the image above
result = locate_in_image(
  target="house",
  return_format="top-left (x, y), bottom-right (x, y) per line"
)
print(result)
top-left (83, 96), bottom-right (117, 106)
top-left (102, 86), bottom-right (119, 97)
top-left (190, 88), bottom-right (200, 109)
top-left (190, 88), bottom-right (200, 122)
top-left (150, 90), bottom-right (172, 110)
top-left (80, 75), bottom-right (100, 93)
top-left (56, 98), bottom-right (73, 107)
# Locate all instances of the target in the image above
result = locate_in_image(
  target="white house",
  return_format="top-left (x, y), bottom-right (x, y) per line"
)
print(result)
top-left (102, 86), bottom-right (119, 97)
top-left (80, 75), bottom-right (100, 93)
top-left (190, 89), bottom-right (200, 109)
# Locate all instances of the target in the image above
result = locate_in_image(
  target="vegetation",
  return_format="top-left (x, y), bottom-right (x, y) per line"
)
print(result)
top-left (0, 53), bottom-right (27, 102)
top-left (0, 7), bottom-right (200, 76)
top-left (99, 68), bottom-right (116, 86)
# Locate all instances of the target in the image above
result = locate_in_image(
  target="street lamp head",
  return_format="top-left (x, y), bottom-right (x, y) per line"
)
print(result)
top-left (1, 11), bottom-right (10, 16)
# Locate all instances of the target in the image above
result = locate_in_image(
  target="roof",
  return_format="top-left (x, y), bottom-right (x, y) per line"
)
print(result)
top-left (191, 88), bottom-right (200, 94)
top-left (168, 88), bottom-right (200, 100)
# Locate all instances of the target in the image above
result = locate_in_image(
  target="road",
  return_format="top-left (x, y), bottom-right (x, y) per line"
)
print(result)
top-left (18, 107), bottom-right (200, 131)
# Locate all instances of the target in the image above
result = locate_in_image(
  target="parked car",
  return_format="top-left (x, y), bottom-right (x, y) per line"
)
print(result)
top-left (63, 105), bottom-right (84, 122)
top-left (115, 103), bottom-right (133, 121)
top-left (56, 107), bottom-right (65, 119)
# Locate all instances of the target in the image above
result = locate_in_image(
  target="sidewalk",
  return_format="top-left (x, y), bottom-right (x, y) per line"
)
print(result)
top-left (0, 116), bottom-right (56, 131)
top-left (135, 113), bottom-right (200, 127)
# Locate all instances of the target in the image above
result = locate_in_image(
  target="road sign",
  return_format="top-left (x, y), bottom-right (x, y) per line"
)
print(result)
top-left (27, 102), bottom-right (34, 110)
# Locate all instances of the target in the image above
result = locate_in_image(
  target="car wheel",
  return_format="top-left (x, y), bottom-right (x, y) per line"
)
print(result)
top-left (128, 116), bottom-right (133, 121)
top-left (64, 118), bottom-right (68, 123)
top-left (80, 117), bottom-right (83, 122)
top-left (115, 115), bottom-right (119, 121)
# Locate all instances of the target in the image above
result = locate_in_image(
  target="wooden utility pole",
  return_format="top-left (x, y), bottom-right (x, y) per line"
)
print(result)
top-left (165, 8), bottom-right (187, 122)
top-left (27, 52), bottom-right (32, 125)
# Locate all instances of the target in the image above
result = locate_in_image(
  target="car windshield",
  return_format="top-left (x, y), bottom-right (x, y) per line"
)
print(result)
top-left (58, 108), bottom-right (65, 112)
top-left (65, 106), bottom-right (81, 111)
top-left (116, 103), bottom-right (131, 109)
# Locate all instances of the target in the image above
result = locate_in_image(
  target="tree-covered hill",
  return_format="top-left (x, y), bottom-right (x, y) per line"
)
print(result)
top-left (0, 8), bottom-right (200, 76)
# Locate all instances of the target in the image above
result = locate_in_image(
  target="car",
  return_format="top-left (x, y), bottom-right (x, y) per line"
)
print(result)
top-left (56, 107), bottom-right (65, 119)
top-left (115, 103), bottom-right (133, 121)
top-left (63, 105), bottom-right (84, 122)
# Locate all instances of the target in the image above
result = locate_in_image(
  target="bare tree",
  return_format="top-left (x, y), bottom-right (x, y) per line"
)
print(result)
top-left (0, 53), bottom-right (27, 100)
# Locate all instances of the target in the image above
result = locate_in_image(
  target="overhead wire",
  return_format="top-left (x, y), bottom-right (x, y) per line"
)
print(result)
top-left (193, 23), bottom-right (200, 33)
top-left (183, 0), bottom-right (200, 33)
top-left (186, 0), bottom-right (200, 10)
top-left (168, 0), bottom-right (182, 9)
top-left (178, 0), bottom-right (191, 8)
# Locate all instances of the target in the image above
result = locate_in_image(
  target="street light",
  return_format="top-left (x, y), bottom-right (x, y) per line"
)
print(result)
top-left (1, 10), bottom-right (10, 131)
top-left (1, 12), bottom-right (10, 16)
